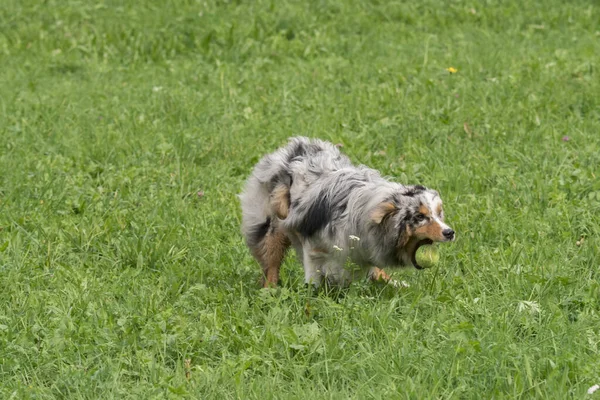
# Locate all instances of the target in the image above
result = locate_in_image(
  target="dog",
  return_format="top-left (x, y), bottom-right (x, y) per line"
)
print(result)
top-left (240, 137), bottom-right (455, 288)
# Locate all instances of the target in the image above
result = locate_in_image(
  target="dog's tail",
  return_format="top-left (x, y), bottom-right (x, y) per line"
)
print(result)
top-left (240, 138), bottom-right (307, 248)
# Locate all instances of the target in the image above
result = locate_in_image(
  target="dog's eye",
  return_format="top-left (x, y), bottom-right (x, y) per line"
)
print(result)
top-left (415, 213), bottom-right (428, 223)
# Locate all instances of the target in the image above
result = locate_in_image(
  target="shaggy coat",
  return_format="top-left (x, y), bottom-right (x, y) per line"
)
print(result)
top-left (240, 137), bottom-right (454, 287)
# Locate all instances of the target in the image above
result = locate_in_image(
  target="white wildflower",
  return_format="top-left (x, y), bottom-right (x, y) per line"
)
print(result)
top-left (152, 86), bottom-right (163, 92)
top-left (517, 300), bottom-right (541, 315)
top-left (389, 280), bottom-right (410, 288)
top-left (588, 384), bottom-right (600, 395)
top-left (349, 235), bottom-right (361, 241)
top-left (332, 245), bottom-right (343, 252)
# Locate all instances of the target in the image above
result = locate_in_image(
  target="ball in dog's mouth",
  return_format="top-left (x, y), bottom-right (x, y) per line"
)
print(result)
top-left (411, 239), bottom-right (435, 269)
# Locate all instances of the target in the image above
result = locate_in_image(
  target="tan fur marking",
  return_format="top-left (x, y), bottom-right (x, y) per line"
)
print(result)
top-left (369, 267), bottom-right (391, 283)
top-left (419, 204), bottom-right (431, 217)
top-left (397, 224), bottom-right (412, 248)
top-left (252, 228), bottom-right (290, 288)
top-left (414, 220), bottom-right (445, 241)
top-left (371, 202), bottom-right (397, 224)
top-left (270, 185), bottom-right (290, 219)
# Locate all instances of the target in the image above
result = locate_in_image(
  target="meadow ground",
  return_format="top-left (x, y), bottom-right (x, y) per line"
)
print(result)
top-left (1, 0), bottom-right (600, 398)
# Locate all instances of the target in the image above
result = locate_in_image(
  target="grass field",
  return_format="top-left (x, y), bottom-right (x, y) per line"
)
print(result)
top-left (1, 0), bottom-right (600, 398)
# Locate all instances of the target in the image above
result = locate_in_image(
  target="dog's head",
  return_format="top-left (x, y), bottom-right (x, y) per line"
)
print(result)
top-left (371, 185), bottom-right (454, 269)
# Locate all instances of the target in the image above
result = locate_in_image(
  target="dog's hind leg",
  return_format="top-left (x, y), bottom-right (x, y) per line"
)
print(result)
top-left (250, 224), bottom-right (291, 288)
top-left (241, 171), bottom-right (292, 287)
top-left (263, 228), bottom-right (291, 287)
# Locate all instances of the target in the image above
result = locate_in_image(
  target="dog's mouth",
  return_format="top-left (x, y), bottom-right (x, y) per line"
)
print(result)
top-left (411, 239), bottom-right (433, 270)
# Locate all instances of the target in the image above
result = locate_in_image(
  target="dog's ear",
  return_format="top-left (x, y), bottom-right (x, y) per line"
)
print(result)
top-left (397, 223), bottom-right (411, 248)
top-left (371, 202), bottom-right (398, 224)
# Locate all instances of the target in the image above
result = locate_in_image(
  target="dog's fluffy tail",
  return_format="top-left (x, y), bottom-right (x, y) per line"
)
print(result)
top-left (239, 138), bottom-right (303, 247)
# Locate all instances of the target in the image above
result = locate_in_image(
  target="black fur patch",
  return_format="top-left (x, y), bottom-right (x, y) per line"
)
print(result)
top-left (287, 141), bottom-right (306, 163)
top-left (269, 171), bottom-right (292, 191)
top-left (397, 221), bottom-right (408, 242)
top-left (403, 185), bottom-right (426, 197)
top-left (297, 196), bottom-right (330, 237)
top-left (247, 217), bottom-right (271, 248)
top-left (394, 208), bottom-right (418, 247)
top-left (401, 210), bottom-right (415, 228)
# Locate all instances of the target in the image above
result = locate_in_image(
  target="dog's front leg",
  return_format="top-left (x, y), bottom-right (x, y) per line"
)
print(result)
top-left (368, 267), bottom-right (408, 288)
top-left (368, 267), bottom-right (392, 283)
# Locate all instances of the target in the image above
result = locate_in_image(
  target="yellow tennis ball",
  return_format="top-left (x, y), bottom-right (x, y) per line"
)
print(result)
top-left (415, 246), bottom-right (440, 268)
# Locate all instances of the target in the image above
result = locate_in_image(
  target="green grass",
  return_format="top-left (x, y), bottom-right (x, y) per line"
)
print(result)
top-left (1, 0), bottom-right (600, 398)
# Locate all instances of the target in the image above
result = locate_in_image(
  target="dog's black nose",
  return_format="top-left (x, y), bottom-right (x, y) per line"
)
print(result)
top-left (443, 229), bottom-right (455, 240)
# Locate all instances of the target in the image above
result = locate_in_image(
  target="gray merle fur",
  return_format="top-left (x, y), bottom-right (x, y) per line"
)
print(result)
top-left (240, 137), bottom-right (453, 287)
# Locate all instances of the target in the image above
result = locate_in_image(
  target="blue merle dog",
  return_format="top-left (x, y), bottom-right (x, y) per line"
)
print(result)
top-left (240, 137), bottom-right (455, 288)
